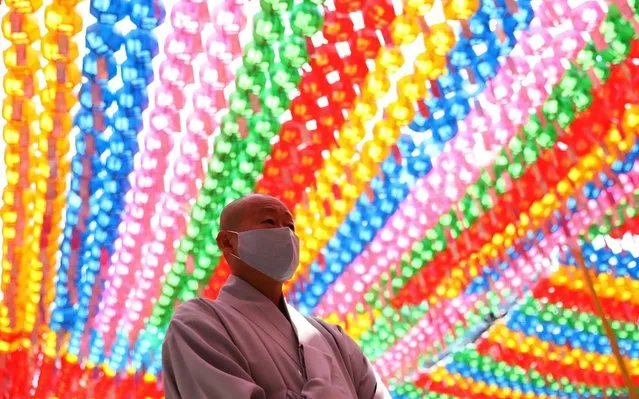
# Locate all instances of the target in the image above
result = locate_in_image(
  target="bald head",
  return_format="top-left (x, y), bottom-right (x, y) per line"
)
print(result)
top-left (219, 196), bottom-right (253, 231)
top-left (219, 194), bottom-right (292, 231)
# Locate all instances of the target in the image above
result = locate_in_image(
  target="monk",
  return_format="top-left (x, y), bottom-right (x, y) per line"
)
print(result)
top-left (162, 194), bottom-right (391, 399)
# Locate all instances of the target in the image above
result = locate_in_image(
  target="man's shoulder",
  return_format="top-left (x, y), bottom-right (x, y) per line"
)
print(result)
top-left (172, 297), bottom-right (221, 323)
top-left (167, 297), bottom-right (234, 341)
top-left (164, 298), bottom-right (239, 353)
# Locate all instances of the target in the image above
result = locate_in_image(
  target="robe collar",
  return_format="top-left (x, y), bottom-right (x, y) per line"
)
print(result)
top-left (217, 276), bottom-right (333, 363)
top-left (217, 275), bottom-right (298, 348)
top-left (217, 276), bottom-right (350, 390)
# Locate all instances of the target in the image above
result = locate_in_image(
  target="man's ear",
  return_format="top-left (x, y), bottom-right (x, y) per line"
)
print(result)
top-left (216, 231), bottom-right (237, 254)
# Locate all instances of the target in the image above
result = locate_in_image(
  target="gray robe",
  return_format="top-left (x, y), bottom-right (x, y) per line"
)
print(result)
top-left (162, 276), bottom-right (391, 399)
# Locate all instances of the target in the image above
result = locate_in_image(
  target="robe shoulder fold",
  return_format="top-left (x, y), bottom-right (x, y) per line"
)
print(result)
top-left (162, 299), bottom-right (267, 399)
top-left (306, 317), bottom-right (393, 399)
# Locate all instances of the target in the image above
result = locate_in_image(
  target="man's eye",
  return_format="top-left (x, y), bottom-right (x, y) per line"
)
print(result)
top-left (263, 219), bottom-right (275, 225)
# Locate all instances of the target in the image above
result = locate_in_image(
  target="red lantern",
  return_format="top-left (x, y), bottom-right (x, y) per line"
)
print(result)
top-left (334, 0), bottom-right (366, 13)
top-left (349, 29), bottom-right (381, 60)
top-left (363, 0), bottom-right (396, 30)
top-left (322, 12), bottom-right (355, 43)
top-left (310, 45), bottom-right (344, 74)
top-left (342, 52), bottom-right (369, 85)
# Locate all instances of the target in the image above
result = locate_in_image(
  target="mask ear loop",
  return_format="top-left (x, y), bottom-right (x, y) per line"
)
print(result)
top-left (221, 230), bottom-right (242, 263)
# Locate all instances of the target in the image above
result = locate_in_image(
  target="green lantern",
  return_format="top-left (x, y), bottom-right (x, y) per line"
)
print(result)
top-left (243, 41), bottom-right (276, 71)
top-left (235, 66), bottom-right (268, 95)
top-left (248, 113), bottom-right (281, 141)
top-left (270, 63), bottom-right (301, 92)
top-left (260, 0), bottom-right (293, 14)
top-left (235, 66), bottom-right (254, 93)
top-left (229, 91), bottom-right (254, 118)
top-left (220, 113), bottom-right (240, 138)
top-left (253, 11), bottom-right (285, 44)
top-left (279, 35), bottom-right (308, 69)
top-left (290, 2), bottom-right (324, 37)
top-left (260, 86), bottom-right (291, 117)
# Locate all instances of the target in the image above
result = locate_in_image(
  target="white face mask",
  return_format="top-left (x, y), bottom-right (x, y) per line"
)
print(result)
top-left (228, 227), bottom-right (300, 282)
